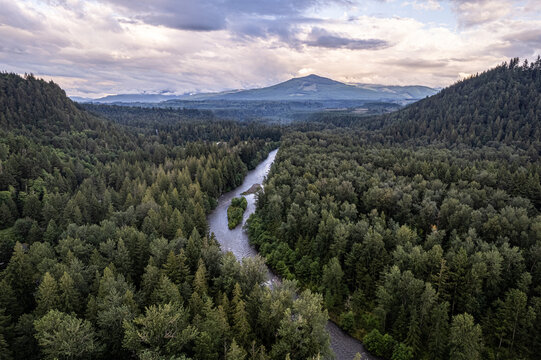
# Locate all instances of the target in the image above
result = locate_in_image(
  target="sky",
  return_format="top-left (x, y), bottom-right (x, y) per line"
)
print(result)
top-left (1, 0), bottom-right (540, 98)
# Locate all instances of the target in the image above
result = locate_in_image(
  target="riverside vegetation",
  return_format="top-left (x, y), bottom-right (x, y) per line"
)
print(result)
top-left (248, 58), bottom-right (541, 360)
top-left (0, 72), bottom-right (330, 360)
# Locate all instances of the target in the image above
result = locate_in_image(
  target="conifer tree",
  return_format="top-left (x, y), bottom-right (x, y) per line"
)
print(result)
top-left (35, 272), bottom-right (59, 316)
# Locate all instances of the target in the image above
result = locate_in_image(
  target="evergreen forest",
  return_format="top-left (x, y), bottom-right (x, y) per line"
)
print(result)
top-left (248, 59), bottom-right (541, 360)
top-left (1, 58), bottom-right (541, 360)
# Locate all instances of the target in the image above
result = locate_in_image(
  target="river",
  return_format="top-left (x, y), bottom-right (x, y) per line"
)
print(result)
top-left (208, 148), bottom-right (374, 360)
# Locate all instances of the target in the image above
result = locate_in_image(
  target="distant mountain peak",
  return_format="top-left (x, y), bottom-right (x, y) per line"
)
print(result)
top-left (290, 74), bottom-right (341, 85)
top-left (297, 74), bottom-right (327, 80)
top-left (75, 74), bottom-right (438, 103)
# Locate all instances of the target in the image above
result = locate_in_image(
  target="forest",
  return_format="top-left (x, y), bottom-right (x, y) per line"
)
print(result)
top-left (0, 73), bottom-right (329, 360)
top-left (83, 100), bottom-right (399, 124)
top-left (248, 59), bottom-right (541, 360)
top-left (0, 57), bottom-right (540, 360)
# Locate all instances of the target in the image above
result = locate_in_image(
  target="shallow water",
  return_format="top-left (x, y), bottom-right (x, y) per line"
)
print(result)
top-left (208, 148), bottom-right (374, 360)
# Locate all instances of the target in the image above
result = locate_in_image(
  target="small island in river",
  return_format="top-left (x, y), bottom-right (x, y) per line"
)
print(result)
top-left (227, 196), bottom-right (248, 229)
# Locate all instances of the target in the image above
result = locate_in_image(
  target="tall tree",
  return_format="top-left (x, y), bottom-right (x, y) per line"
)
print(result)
top-left (35, 272), bottom-right (59, 316)
top-left (34, 310), bottom-right (100, 360)
top-left (449, 313), bottom-right (483, 360)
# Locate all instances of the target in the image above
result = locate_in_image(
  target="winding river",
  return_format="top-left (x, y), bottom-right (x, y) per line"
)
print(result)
top-left (208, 149), bottom-right (374, 360)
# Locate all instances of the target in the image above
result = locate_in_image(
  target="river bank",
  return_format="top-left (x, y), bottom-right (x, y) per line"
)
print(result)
top-left (208, 148), bottom-right (374, 360)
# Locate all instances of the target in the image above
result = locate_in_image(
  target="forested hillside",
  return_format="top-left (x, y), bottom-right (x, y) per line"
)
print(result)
top-left (249, 60), bottom-right (541, 360)
top-left (307, 58), bottom-right (541, 153)
top-left (0, 73), bottom-right (331, 360)
top-left (379, 58), bottom-right (541, 148)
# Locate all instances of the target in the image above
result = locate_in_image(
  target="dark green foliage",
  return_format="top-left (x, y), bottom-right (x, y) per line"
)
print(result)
top-left (227, 197), bottom-right (248, 229)
top-left (0, 73), bottom-right (332, 360)
top-left (4, 56), bottom-right (541, 360)
top-left (379, 58), bottom-right (541, 149)
top-left (363, 329), bottom-right (397, 359)
top-left (34, 310), bottom-right (100, 360)
top-left (249, 58), bottom-right (541, 360)
top-left (306, 57), bottom-right (541, 152)
top-left (0, 308), bottom-right (12, 360)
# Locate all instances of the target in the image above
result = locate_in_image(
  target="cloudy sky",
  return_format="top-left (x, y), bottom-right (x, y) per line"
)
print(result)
top-left (1, 0), bottom-right (540, 97)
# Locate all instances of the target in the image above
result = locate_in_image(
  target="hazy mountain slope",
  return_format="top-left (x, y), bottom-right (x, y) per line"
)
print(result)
top-left (76, 75), bottom-right (437, 103)
top-left (77, 93), bottom-right (181, 103)
top-left (209, 74), bottom-right (437, 101)
top-left (353, 83), bottom-right (438, 99)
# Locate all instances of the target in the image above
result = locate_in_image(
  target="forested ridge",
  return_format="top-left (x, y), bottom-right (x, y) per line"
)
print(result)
top-left (249, 59), bottom-right (541, 360)
top-left (307, 58), bottom-right (541, 152)
top-left (0, 73), bottom-right (331, 360)
top-left (378, 58), bottom-right (541, 149)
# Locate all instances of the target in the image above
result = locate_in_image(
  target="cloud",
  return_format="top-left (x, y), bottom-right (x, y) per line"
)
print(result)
top-left (305, 27), bottom-right (389, 50)
top-left (0, 0), bottom-right (540, 98)
top-left (450, 0), bottom-right (512, 27)
top-left (399, 0), bottom-right (512, 26)
top-left (0, 0), bottom-right (43, 30)
top-left (99, 0), bottom-right (349, 32)
top-left (500, 28), bottom-right (541, 57)
top-left (387, 58), bottom-right (448, 69)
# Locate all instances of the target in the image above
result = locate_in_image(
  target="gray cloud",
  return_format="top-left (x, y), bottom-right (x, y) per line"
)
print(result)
top-left (0, 1), bottom-right (43, 30)
top-left (2, 0), bottom-right (540, 97)
top-left (387, 58), bottom-right (449, 69)
top-left (500, 28), bottom-right (541, 57)
top-left (100, 0), bottom-right (349, 32)
top-left (305, 27), bottom-right (389, 50)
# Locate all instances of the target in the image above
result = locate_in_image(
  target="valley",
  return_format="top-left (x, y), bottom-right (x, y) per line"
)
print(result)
top-left (0, 58), bottom-right (540, 360)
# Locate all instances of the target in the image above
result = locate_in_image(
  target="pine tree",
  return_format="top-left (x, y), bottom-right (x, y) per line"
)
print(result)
top-left (0, 279), bottom-right (22, 320)
top-left (123, 303), bottom-right (197, 357)
top-left (4, 242), bottom-right (35, 312)
top-left (232, 284), bottom-right (252, 349)
top-left (141, 260), bottom-right (161, 303)
top-left (34, 310), bottom-right (100, 360)
top-left (405, 310), bottom-right (421, 356)
top-left (151, 275), bottom-right (182, 305)
top-left (43, 220), bottom-right (59, 244)
top-left (35, 272), bottom-right (59, 316)
top-left (449, 313), bottom-right (483, 360)
top-left (186, 228), bottom-right (202, 271)
top-left (227, 339), bottom-right (247, 360)
top-left (391, 343), bottom-right (413, 360)
top-left (0, 203), bottom-right (14, 229)
top-left (163, 250), bottom-right (188, 285)
top-left (114, 238), bottom-right (133, 279)
top-left (0, 308), bottom-right (13, 360)
top-left (58, 272), bottom-right (80, 315)
top-left (428, 302), bottom-right (449, 360)
top-left (193, 259), bottom-right (208, 297)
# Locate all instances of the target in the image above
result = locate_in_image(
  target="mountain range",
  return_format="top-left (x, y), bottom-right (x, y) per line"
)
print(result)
top-left (72, 74), bottom-right (438, 104)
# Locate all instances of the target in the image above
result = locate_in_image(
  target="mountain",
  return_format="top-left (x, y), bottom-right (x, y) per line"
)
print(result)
top-left (379, 57), bottom-right (541, 148)
top-left (200, 74), bottom-right (437, 101)
top-left (75, 75), bottom-right (437, 104)
top-left (352, 83), bottom-right (439, 101)
top-left (77, 93), bottom-right (182, 103)
top-left (70, 96), bottom-right (94, 102)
